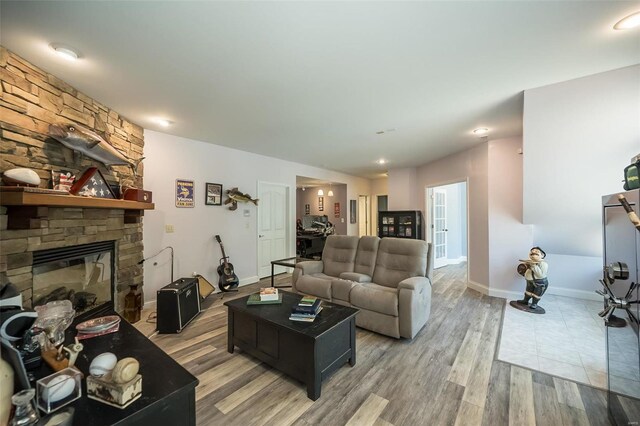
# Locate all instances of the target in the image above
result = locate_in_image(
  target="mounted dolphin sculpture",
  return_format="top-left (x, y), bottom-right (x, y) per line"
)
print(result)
top-left (48, 121), bottom-right (143, 176)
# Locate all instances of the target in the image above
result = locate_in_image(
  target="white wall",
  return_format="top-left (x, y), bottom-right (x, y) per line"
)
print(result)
top-left (523, 65), bottom-right (639, 294)
top-left (388, 167), bottom-right (419, 210)
top-left (487, 137), bottom-right (534, 298)
top-left (142, 130), bottom-right (371, 301)
top-left (412, 143), bottom-right (490, 287)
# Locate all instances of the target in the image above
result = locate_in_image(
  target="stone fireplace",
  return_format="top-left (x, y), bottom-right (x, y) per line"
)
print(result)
top-left (0, 206), bottom-right (143, 311)
top-left (0, 47), bottom-right (148, 314)
top-left (33, 240), bottom-right (115, 314)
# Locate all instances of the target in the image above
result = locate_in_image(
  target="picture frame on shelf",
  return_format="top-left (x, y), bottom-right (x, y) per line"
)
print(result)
top-left (205, 182), bottom-right (223, 206)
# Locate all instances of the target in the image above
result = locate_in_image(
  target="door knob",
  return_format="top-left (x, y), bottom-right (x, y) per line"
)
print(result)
top-left (444, 229), bottom-right (448, 231)
top-left (259, 234), bottom-right (265, 238)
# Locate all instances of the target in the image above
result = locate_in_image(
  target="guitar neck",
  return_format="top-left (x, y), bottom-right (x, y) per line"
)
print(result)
top-left (216, 236), bottom-right (230, 267)
top-left (220, 244), bottom-right (228, 263)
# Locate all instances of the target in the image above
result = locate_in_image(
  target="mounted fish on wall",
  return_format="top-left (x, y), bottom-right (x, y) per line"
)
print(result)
top-left (48, 115), bottom-right (144, 177)
top-left (224, 187), bottom-right (258, 211)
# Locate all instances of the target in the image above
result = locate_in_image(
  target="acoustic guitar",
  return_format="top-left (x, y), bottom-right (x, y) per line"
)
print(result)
top-left (215, 235), bottom-right (239, 292)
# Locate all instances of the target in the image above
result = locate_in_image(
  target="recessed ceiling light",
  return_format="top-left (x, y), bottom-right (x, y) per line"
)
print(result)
top-left (376, 159), bottom-right (387, 165)
top-left (473, 128), bottom-right (489, 137)
top-left (153, 118), bottom-right (173, 127)
top-left (50, 43), bottom-right (79, 61)
top-left (614, 11), bottom-right (640, 30)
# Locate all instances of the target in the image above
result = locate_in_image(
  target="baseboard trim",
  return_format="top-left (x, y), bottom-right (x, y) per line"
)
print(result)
top-left (467, 280), bottom-right (601, 301)
top-left (467, 280), bottom-right (489, 295)
top-left (467, 280), bottom-right (521, 299)
top-left (239, 275), bottom-right (260, 287)
top-left (545, 286), bottom-right (601, 301)
top-left (446, 256), bottom-right (468, 265)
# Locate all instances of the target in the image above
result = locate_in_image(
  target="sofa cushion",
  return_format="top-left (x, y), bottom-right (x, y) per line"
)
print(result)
top-left (372, 238), bottom-right (428, 288)
top-left (339, 272), bottom-right (371, 283)
top-left (354, 236), bottom-right (380, 277)
top-left (309, 272), bottom-right (334, 281)
top-left (350, 283), bottom-right (398, 316)
top-left (332, 279), bottom-right (356, 302)
top-left (296, 275), bottom-right (332, 300)
top-left (322, 236), bottom-right (359, 278)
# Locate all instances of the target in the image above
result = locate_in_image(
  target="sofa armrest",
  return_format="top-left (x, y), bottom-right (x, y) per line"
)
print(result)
top-left (292, 261), bottom-right (324, 292)
top-left (398, 276), bottom-right (432, 339)
top-left (397, 276), bottom-right (430, 291)
top-left (295, 260), bottom-right (324, 275)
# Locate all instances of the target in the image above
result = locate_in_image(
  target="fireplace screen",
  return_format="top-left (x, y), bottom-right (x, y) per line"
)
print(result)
top-left (32, 241), bottom-right (115, 316)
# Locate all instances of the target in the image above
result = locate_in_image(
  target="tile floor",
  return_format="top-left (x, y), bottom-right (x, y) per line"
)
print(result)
top-left (498, 294), bottom-right (640, 398)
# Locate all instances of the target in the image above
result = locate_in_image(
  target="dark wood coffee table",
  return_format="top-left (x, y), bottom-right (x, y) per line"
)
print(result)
top-left (224, 291), bottom-right (358, 400)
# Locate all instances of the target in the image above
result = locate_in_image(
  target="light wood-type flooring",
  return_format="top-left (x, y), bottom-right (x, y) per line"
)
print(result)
top-left (135, 263), bottom-right (640, 425)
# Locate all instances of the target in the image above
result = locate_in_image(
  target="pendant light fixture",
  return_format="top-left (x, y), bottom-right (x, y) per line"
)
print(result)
top-left (317, 189), bottom-right (324, 196)
top-left (327, 183), bottom-right (334, 197)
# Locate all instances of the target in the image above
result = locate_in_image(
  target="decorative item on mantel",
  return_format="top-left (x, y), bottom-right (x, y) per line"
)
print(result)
top-left (224, 187), bottom-right (258, 211)
top-left (51, 170), bottom-right (75, 192)
top-left (69, 167), bottom-right (116, 198)
top-left (1, 168), bottom-right (40, 187)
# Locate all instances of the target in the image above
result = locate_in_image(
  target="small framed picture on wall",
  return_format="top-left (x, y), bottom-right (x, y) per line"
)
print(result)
top-left (205, 182), bottom-right (223, 205)
top-left (318, 196), bottom-right (324, 211)
top-left (305, 204), bottom-right (310, 215)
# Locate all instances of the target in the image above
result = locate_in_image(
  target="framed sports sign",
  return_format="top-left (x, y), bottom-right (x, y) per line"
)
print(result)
top-left (176, 179), bottom-right (194, 207)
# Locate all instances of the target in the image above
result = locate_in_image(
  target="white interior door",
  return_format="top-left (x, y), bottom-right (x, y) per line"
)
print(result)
top-left (257, 182), bottom-right (289, 278)
top-left (433, 189), bottom-right (448, 269)
top-left (358, 195), bottom-right (370, 236)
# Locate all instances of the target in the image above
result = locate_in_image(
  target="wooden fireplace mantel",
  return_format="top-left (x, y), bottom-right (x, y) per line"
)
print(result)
top-left (0, 188), bottom-right (154, 210)
top-left (0, 188), bottom-right (154, 229)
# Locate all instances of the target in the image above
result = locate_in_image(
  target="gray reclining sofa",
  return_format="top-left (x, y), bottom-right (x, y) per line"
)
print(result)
top-left (292, 235), bottom-right (433, 339)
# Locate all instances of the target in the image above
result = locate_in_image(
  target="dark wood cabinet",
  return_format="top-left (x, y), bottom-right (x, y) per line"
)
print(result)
top-left (378, 210), bottom-right (424, 240)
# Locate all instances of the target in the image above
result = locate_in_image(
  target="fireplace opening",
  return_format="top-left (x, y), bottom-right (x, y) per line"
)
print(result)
top-left (32, 241), bottom-right (115, 318)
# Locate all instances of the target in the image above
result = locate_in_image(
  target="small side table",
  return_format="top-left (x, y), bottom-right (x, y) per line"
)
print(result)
top-left (270, 257), bottom-right (312, 288)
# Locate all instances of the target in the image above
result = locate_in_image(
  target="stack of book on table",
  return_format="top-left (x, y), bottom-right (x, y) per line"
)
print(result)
top-left (289, 296), bottom-right (322, 322)
top-left (247, 288), bottom-right (282, 305)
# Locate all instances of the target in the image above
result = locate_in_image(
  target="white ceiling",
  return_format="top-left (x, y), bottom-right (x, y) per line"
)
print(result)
top-left (1, 2), bottom-right (638, 178)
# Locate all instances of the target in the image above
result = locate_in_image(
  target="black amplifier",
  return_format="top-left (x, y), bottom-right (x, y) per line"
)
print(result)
top-left (157, 277), bottom-right (201, 334)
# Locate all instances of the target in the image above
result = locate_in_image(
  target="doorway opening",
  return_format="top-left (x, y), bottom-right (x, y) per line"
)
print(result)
top-left (426, 181), bottom-right (468, 270)
top-left (358, 195), bottom-right (371, 236)
top-left (257, 181), bottom-right (291, 279)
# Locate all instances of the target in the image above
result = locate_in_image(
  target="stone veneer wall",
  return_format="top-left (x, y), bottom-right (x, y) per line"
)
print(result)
top-left (0, 46), bottom-right (145, 311)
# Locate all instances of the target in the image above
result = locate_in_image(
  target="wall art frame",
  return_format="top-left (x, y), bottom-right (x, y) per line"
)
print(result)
top-left (176, 179), bottom-right (195, 208)
top-left (205, 182), bottom-right (223, 206)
